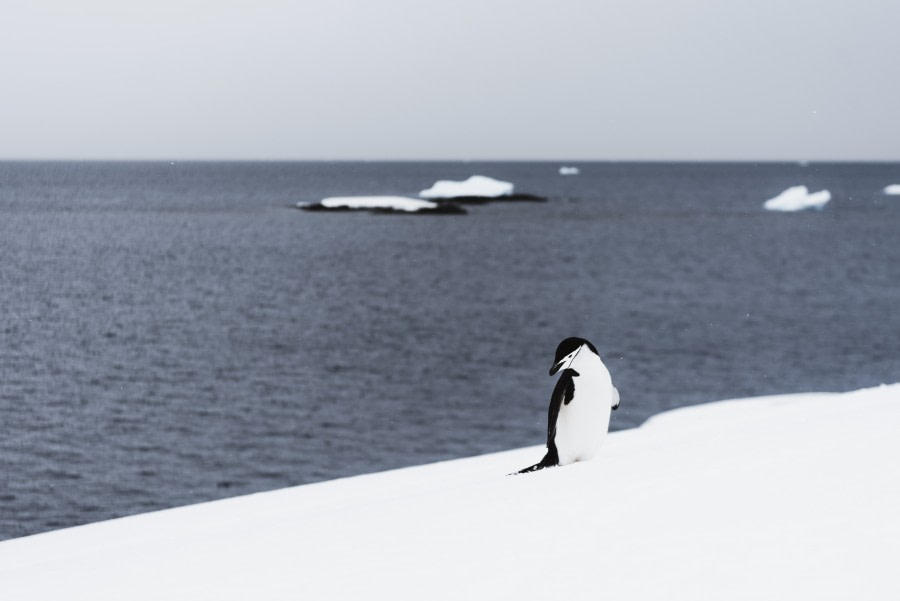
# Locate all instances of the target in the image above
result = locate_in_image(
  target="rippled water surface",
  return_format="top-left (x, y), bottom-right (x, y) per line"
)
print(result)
top-left (2, 161), bottom-right (899, 540)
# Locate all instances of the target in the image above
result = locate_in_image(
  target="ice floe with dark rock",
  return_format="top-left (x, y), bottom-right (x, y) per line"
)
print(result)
top-left (419, 175), bottom-right (545, 203)
top-left (298, 196), bottom-right (466, 215)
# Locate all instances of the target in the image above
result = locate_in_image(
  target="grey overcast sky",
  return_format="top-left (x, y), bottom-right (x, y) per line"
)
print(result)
top-left (1, 0), bottom-right (898, 160)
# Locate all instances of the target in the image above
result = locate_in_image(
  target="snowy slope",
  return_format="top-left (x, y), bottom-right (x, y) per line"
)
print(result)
top-left (1, 385), bottom-right (898, 601)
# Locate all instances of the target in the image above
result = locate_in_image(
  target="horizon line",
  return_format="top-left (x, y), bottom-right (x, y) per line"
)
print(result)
top-left (2, 157), bottom-right (900, 164)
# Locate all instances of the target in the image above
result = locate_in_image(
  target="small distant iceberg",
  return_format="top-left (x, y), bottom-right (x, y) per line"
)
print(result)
top-left (298, 196), bottom-right (466, 215)
top-left (559, 166), bottom-right (580, 176)
top-left (763, 186), bottom-right (831, 212)
top-left (883, 184), bottom-right (900, 195)
top-left (419, 175), bottom-right (545, 203)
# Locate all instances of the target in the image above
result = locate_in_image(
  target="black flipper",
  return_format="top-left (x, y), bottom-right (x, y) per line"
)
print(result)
top-left (516, 369), bottom-right (578, 474)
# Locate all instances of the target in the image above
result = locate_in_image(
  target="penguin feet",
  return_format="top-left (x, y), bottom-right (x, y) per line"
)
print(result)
top-left (512, 452), bottom-right (559, 475)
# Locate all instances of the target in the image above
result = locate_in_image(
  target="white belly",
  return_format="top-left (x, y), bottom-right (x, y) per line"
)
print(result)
top-left (554, 370), bottom-right (613, 465)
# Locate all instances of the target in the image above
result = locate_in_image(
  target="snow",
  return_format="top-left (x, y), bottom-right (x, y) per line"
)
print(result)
top-left (419, 175), bottom-right (514, 199)
top-left (559, 166), bottom-right (580, 175)
top-left (764, 185), bottom-right (831, 211)
top-left (300, 196), bottom-right (439, 212)
top-left (2, 384), bottom-right (899, 601)
top-left (884, 184), bottom-right (900, 195)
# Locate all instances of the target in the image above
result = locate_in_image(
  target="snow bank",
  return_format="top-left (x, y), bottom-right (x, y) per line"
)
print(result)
top-left (764, 185), bottom-right (831, 211)
top-left (884, 184), bottom-right (900, 195)
top-left (2, 384), bottom-right (899, 601)
top-left (559, 166), bottom-right (580, 175)
top-left (419, 175), bottom-right (514, 199)
top-left (298, 196), bottom-right (465, 215)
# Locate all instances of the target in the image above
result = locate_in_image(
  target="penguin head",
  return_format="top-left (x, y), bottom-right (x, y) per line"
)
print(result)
top-left (549, 337), bottom-right (599, 376)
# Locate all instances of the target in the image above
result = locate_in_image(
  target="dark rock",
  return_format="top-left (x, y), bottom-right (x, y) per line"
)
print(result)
top-left (297, 203), bottom-right (467, 216)
top-left (434, 193), bottom-right (546, 205)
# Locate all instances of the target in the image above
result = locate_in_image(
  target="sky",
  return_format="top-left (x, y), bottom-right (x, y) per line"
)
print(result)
top-left (2, 0), bottom-right (898, 161)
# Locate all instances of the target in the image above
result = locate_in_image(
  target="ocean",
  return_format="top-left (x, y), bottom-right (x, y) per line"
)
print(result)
top-left (1, 161), bottom-right (898, 540)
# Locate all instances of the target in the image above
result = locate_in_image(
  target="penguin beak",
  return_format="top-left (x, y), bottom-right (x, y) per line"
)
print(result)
top-left (550, 348), bottom-right (580, 376)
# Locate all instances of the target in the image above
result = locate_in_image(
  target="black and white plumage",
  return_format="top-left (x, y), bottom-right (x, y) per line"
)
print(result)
top-left (519, 337), bottom-right (619, 473)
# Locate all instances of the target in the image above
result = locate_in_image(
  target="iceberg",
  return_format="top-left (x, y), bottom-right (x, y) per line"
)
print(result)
top-left (297, 196), bottom-right (465, 215)
top-left (2, 384), bottom-right (898, 600)
top-left (419, 175), bottom-right (545, 203)
top-left (420, 175), bottom-right (513, 199)
top-left (763, 185), bottom-right (831, 211)
top-left (883, 184), bottom-right (900, 195)
top-left (559, 166), bottom-right (580, 175)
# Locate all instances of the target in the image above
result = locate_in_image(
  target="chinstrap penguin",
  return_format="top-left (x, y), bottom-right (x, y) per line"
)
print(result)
top-left (518, 337), bottom-right (619, 473)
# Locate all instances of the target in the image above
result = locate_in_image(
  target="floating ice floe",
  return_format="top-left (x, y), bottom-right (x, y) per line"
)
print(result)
top-left (1, 384), bottom-right (898, 600)
top-left (763, 185), bottom-right (831, 211)
top-left (419, 175), bottom-right (544, 203)
top-left (559, 166), bottom-right (580, 175)
top-left (420, 175), bottom-right (512, 199)
top-left (298, 196), bottom-right (465, 215)
top-left (883, 184), bottom-right (900, 195)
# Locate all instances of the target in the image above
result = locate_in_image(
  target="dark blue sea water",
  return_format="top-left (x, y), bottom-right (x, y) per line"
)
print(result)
top-left (1, 161), bottom-right (899, 540)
